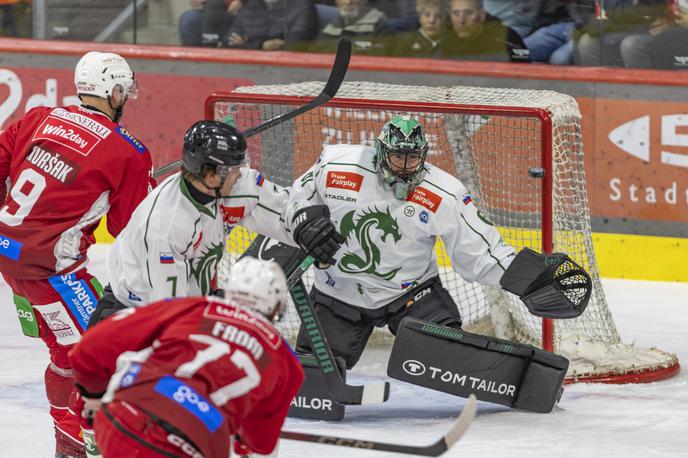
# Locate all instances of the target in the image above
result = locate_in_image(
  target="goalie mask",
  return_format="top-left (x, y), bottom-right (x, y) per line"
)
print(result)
top-left (223, 257), bottom-right (288, 320)
top-left (375, 115), bottom-right (429, 200)
top-left (182, 120), bottom-right (249, 196)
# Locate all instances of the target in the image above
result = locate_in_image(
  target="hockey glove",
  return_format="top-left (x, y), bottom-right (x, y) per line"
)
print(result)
top-left (292, 205), bottom-right (344, 267)
top-left (500, 248), bottom-right (592, 319)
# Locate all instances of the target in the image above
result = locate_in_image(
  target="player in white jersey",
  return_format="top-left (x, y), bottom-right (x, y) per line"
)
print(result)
top-left (89, 120), bottom-right (343, 324)
top-left (290, 115), bottom-right (591, 369)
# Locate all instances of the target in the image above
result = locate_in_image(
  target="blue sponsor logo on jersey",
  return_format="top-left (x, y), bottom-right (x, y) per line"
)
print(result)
top-left (120, 363), bottom-right (141, 388)
top-left (154, 376), bottom-right (223, 433)
top-left (325, 271), bottom-right (336, 287)
top-left (128, 290), bottom-right (142, 301)
top-left (419, 210), bottom-right (429, 224)
top-left (116, 126), bottom-right (146, 154)
top-left (0, 233), bottom-right (23, 261)
top-left (48, 274), bottom-right (98, 331)
top-left (401, 280), bottom-right (418, 290)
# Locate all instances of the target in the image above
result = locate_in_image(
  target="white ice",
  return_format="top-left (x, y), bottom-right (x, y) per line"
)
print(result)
top-left (0, 245), bottom-right (686, 457)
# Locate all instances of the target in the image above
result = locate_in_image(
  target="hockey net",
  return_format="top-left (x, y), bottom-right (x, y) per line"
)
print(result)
top-left (209, 81), bottom-right (679, 384)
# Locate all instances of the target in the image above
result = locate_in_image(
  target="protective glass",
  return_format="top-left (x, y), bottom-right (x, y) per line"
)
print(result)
top-left (120, 76), bottom-right (139, 100)
top-left (216, 158), bottom-right (250, 178)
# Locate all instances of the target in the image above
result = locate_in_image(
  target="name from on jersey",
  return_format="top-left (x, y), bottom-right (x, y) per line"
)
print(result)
top-left (211, 321), bottom-right (264, 360)
top-left (407, 186), bottom-right (442, 213)
top-left (33, 115), bottom-right (103, 156)
top-left (204, 302), bottom-right (280, 350)
top-left (53, 108), bottom-right (110, 139)
top-left (26, 146), bottom-right (78, 185)
top-left (326, 171), bottom-right (363, 191)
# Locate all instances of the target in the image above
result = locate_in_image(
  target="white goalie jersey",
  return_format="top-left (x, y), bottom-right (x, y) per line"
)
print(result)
top-left (291, 144), bottom-right (516, 309)
top-left (107, 169), bottom-right (301, 307)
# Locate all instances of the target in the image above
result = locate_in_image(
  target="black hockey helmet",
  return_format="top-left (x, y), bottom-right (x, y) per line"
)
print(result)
top-left (182, 120), bottom-right (248, 179)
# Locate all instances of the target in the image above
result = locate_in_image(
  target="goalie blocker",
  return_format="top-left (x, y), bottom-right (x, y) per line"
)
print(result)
top-left (388, 317), bottom-right (568, 413)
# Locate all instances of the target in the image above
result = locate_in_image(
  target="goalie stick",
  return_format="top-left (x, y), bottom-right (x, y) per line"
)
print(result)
top-left (281, 394), bottom-right (478, 456)
top-left (288, 255), bottom-right (390, 405)
top-left (152, 37), bottom-right (352, 179)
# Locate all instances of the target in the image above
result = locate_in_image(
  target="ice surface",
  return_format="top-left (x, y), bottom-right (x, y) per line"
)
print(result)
top-left (0, 245), bottom-right (686, 457)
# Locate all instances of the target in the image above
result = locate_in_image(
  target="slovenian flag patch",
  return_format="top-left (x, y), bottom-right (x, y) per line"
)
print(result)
top-left (256, 173), bottom-right (264, 187)
top-left (463, 195), bottom-right (472, 205)
top-left (159, 252), bottom-right (174, 264)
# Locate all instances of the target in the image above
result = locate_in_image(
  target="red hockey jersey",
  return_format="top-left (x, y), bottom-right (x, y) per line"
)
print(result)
top-left (69, 296), bottom-right (304, 457)
top-left (0, 105), bottom-right (154, 279)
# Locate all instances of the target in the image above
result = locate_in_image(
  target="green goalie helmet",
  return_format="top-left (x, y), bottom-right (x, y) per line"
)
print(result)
top-left (375, 115), bottom-right (429, 200)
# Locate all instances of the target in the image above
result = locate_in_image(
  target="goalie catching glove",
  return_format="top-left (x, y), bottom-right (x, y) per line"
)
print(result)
top-left (292, 205), bottom-right (344, 267)
top-left (500, 248), bottom-right (592, 319)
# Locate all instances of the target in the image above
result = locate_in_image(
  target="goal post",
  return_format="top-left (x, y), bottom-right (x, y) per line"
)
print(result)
top-left (206, 81), bottom-right (680, 385)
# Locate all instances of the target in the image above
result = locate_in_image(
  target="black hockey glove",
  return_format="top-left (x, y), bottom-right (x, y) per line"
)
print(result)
top-left (292, 205), bottom-right (344, 267)
top-left (500, 248), bottom-right (592, 319)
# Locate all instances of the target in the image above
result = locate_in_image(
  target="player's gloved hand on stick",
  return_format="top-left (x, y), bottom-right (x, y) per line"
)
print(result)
top-left (74, 386), bottom-right (104, 427)
top-left (292, 205), bottom-right (344, 268)
top-left (499, 248), bottom-right (592, 319)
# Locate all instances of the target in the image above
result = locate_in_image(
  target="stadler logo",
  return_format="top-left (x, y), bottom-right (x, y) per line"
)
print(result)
top-left (403, 359), bottom-right (426, 376)
top-left (609, 114), bottom-right (688, 168)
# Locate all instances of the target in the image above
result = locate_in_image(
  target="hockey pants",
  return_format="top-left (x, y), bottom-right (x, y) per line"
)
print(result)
top-left (4, 268), bottom-right (103, 457)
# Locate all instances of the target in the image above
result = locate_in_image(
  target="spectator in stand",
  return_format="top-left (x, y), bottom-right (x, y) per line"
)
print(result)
top-left (179, 0), bottom-right (206, 46)
top-left (484, 0), bottom-right (594, 65)
top-left (649, 0), bottom-right (688, 69)
top-left (574, 0), bottom-right (668, 67)
top-left (310, 0), bottom-right (394, 56)
top-left (0, 0), bottom-right (31, 37)
top-left (221, 0), bottom-right (317, 49)
top-left (200, 0), bottom-right (242, 46)
top-left (262, 0), bottom-right (318, 50)
top-left (441, 0), bottom-right (531, 62)
top-left (392, 0), bottom-right (446, 57)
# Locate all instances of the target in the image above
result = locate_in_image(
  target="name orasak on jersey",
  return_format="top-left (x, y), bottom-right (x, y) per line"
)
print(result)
top-left (26, 145), bottom-right (79, 185)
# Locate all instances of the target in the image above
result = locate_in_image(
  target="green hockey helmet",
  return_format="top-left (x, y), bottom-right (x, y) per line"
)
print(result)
top-left (375, 115), bottom-right (429, 199)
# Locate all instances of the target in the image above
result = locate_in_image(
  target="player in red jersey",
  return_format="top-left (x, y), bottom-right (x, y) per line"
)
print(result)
top-left (70, 257), bottom-right (304, 458)
top-left (0, 51), bottom-right (155, 457)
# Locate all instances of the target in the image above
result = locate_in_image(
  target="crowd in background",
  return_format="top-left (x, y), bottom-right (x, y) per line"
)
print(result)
top-left (0, 0), bottom-right (686, 70)
top-left (178, 0), bottom-right (688, 69)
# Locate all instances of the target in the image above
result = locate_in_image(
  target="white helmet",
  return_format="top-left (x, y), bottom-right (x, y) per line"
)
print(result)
top-left (223, 258), bottom-right (288, 318)
top-left (74, 51), bottom-right (138, 100)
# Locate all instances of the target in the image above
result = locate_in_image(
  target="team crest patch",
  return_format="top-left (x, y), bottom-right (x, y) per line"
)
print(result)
top-left (326, 171), bottom-right (363, 191)
top-left (407, 186), bottom-right (442, 213)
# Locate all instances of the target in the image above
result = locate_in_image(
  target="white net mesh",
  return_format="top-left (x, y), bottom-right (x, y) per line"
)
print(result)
top-left (214, 81), bottom-right (678, 383)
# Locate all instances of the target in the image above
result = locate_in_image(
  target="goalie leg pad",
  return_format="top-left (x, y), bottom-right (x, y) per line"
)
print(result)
top-left (387, 317), bottom-right (568, 413)
top-left (288, 354), bottom-right (346, 421)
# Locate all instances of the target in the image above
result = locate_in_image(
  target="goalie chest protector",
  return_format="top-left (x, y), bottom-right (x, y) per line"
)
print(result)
top-left (387, 317), bottom-right (569, 413)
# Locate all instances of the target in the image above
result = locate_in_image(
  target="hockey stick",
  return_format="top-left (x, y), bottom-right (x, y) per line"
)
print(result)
top-left (152, 37), bottom-right (352, 179)
top-left (281, 394), bottom-right (477, 456)
top-left (288, 255), bottom-right (390, 406)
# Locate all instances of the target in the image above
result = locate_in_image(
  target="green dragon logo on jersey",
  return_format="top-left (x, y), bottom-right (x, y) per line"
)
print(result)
top-left (191, 242), bottom-right (224, 294)
top-left (338, 207), bottom-right (402, 280)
